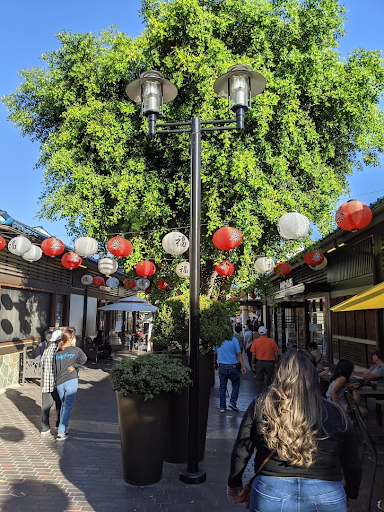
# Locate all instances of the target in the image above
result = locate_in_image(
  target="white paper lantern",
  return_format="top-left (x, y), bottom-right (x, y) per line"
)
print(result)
top-left (136, 278), bottom-right (150, 290)
top-left (8, 236), bottom-right (32, 256)
top-left (254, 257), bottom-right (274, 274)
top-left (98, 257), bottom-right (118, 275)
top-left (74, 236), bottom-right (98, 257)
top-left (162, 231), bottom-right (189, 255)
top-left (106, 277), bottom-right (119, 288)
top-left (310, 257), bottom-right (328, 271)
top-left (22, 245), bottom-right (42, 262)
top-left (278, 212), bottom-right (309, 240)
top-left (81, 275), bottom-right (93, 285)
top-left (176, 261), bottom-right (190, 278)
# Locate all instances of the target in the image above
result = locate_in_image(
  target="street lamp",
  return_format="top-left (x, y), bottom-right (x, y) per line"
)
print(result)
top-left (126, 64), bottom-right (265, 484)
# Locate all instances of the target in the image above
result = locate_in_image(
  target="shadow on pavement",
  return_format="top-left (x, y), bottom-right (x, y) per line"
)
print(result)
top-left (1, 480), bottom-right (69, 511)
top-left (0, 426), bottom-right (25, 443)
top-left (5, 388), bottom-right (41, 430)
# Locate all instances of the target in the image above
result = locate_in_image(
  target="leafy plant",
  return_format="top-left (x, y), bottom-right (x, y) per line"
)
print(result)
top-left (152, 291), bottom-right (234, 354)
top-left (109, 354), bottom-right (192, 401)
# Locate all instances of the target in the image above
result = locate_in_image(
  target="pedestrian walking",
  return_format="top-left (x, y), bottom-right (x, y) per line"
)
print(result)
top-left (244, 324), bottom-right (254, 369)
top-left (233, 325), bottom-right (245, 350)
top-left (55, 328), bottom-right (87, 440)
top-left (40, 330), bottom-right (63, 435)
top-left (250, 326), bottom-right (278, 394)
top-left (227, 349), bottom-right (361, 511)
top-left (214, 336), bottom-right (247, 413)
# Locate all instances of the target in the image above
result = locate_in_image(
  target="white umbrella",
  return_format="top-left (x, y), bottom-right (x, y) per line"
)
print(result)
top-left (97, 301), bottom-right (157, 312)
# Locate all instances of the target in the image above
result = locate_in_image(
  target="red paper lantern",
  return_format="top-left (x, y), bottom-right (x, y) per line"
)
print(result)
top-left (212, 227), bottom-right (243, 251)
top-left (61, 252), bottom-right (82, 270)
top-left (0, 236), bottom-right (6, 251)
top-left (215, 260), bottom-right (234, 277)
top-left (136, 261), bottom-right (156, 278)
top-left (251, 293), bottom-right (256, 299)
top-left (335, 200), bottom-right (372, 232)
top-left (107, 236), bottom-right (133, 258)
top-left (41, 237), bottom-right (65, 257)
top-left (92, 276), bottom-right (105, 287)
top-left (274, 262), bottom-right (291, 277)
top-left (304, 251), bottom-right (325, 267)
top-left (123, 278), bottom-right (136, 289)
top-left (145, 287), bottom-right (151, 294)
top-left (156, 279), bottom-right (168, 290)
top-left (229, 296), bottom-right (238, 301)
top-left (240, 293), bottom-right (246, 298)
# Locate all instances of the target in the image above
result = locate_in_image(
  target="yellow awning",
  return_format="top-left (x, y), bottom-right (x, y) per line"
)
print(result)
top-left (331, 282), bottom-right (384, 312)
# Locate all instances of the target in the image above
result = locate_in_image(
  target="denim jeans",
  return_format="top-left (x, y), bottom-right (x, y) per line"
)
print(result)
top-left (250, 475), bottom-right (346, 512)
top-left (218, 365), bottom-right (240, 409)
top-left (56, 378), bottom-right (78, 435)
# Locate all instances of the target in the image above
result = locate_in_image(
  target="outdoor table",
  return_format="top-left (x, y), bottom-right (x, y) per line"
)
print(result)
top-left (356, 388), bottom-right (384, 426)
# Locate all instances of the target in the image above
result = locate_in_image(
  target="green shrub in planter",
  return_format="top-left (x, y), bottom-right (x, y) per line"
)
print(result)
top-left (109, 354), bottom-right (192, 401)
top-left (152, 292), bottom-right (234, 354)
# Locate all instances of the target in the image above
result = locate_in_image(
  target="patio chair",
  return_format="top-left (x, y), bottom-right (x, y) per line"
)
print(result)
top-left (345, 390), bottom-right (383, 511)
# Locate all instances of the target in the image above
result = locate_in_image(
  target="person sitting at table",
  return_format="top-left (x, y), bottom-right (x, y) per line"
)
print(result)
top-left (307, 341), bottom-right (322, 364)
top-left (93, 330), bottom-right (112, 359)
top-left (327, 359), bottom-right (367, 417)
top-left (353, 349), bottom-right (384, 383)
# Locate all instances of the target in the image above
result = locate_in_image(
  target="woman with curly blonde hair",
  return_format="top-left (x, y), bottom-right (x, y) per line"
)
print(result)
top-left (227, 349), bottom-right (361, 511)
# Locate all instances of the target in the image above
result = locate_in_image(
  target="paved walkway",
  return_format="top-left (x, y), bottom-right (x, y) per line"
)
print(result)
top-left (0, 354), bottom-right (382, 511)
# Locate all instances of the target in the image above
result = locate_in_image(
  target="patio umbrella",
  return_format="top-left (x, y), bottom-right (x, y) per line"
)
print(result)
top-left (330, 282), bottom-right (384, 312)
top-left (97, 300), bottom-right (158, 312)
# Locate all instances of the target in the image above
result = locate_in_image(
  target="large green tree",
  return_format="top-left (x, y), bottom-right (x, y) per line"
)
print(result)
top-left (2, 0), bottom-right (384, 294)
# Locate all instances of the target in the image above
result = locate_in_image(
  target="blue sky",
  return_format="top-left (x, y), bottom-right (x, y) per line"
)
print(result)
top-left (0, 0), bottom-right (383, 245)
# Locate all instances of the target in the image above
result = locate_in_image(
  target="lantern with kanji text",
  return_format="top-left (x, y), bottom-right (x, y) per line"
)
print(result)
top-left (162, 231), bottom-right (189, 255)
top-left (304, 251), bottom-right (325, 267)
top-left (254, 257), bottom-right (274, 274)
top-left (107, 236), bottom-right (133, 258)
top-left (81, 275), bottom-right (93, 285)
top-left (212, 227), bottom-right (243, 251)
top-left (335, 200), bottom-right (372, 232)
top-left (274, 262), bottom-right (291, 277)
top-left (215, 260), bottom-right (234, 277)
top-left (176, 261), bottom-right (190, 278)
top-left (157, 279), bottom-right (168, 290)
top-left (124, 278), bottom-right (136, 289)
top-left (41, 237), bottom-right (65, 257)
top-left (61, 252), bottom-right (82, 270)
top-left (8, 236), bottom-right (32, 256)
top-left (309, 257), bottom-right (328, 271)
top-left (136, 261), bottom-right (156, 277)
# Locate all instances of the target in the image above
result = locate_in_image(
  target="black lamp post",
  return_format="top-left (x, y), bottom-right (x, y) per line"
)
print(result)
top-left (126, 65), bottom-right (265, 484)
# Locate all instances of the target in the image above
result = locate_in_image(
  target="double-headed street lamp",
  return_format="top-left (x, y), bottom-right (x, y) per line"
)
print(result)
top-left (126, 65), bottom-right (265, 484)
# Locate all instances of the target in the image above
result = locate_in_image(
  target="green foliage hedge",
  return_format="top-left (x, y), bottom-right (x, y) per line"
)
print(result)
top-left (109, 354), bottom-right (192, 401)
top-left (151, 292), bottom-right (235, 354)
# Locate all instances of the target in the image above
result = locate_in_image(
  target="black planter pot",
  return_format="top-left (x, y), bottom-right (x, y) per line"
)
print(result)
top-left (164, 353), bottom-right (214, 463)
top-left (116, 392), bottom-right (169, 486)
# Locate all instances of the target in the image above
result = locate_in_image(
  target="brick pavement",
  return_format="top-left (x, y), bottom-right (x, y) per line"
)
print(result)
top-left (0, 355), bottom-right (382, 511)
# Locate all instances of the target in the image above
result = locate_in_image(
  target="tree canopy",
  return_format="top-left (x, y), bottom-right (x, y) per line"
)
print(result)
top-left (2, 0), bottom-right (384, 294)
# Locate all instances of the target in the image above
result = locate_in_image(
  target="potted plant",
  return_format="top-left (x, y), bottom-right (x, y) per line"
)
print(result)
top-left (151, 293), bottom-right (234, 463)
top-left (109, 354), bottom-right (191, 486)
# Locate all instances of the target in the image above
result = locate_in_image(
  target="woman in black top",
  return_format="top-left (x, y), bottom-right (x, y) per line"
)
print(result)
top-left (55, 328), bottom-right (87, 441)
top-left (227, 349), bottom-right (361, 511)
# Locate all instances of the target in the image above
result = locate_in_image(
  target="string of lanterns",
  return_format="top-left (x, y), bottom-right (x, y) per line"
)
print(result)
top-left (0, 199), bottom-right (374, 293)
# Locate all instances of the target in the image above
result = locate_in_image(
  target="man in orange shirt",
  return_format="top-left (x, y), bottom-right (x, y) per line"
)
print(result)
top-left (250, 326), bottom-right (278, 394)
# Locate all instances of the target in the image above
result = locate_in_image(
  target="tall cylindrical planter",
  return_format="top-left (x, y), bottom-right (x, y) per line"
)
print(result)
top-left (116, 392), bottom-right (169, 486)
top-left (164, 353), bottom-right (214, 463)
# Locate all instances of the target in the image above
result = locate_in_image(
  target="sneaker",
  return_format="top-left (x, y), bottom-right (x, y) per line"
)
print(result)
top-left (56, 433), bottom-right (68, 441)
top-left (41, 425), bottom-right (50, 435)
top-left (228, 403), bottom-right (239, 412)
top-left (220, 408), bottom-right (226, 413)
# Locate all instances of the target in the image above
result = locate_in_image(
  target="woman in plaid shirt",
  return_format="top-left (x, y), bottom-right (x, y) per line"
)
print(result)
top-left (40, 330), bottom-right (62, 435)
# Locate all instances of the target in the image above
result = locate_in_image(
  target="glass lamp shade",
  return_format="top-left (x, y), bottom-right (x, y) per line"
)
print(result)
top-left (230, 73), bottom-right (249, 108)
top-left (176, 261), bottom-right (190, 278)
top-left (8, 236), bottom-right (32, 255)
top-left (81, 275), bottom-right (94, 285)
top-left (98, 257), bottom-right (118, 275)
top-left (22, 245), bottom-right (43, 262)
top-left (143, 80), bottom-right (162, 114)
top-left (74, 237), bottom-right (98, 257)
